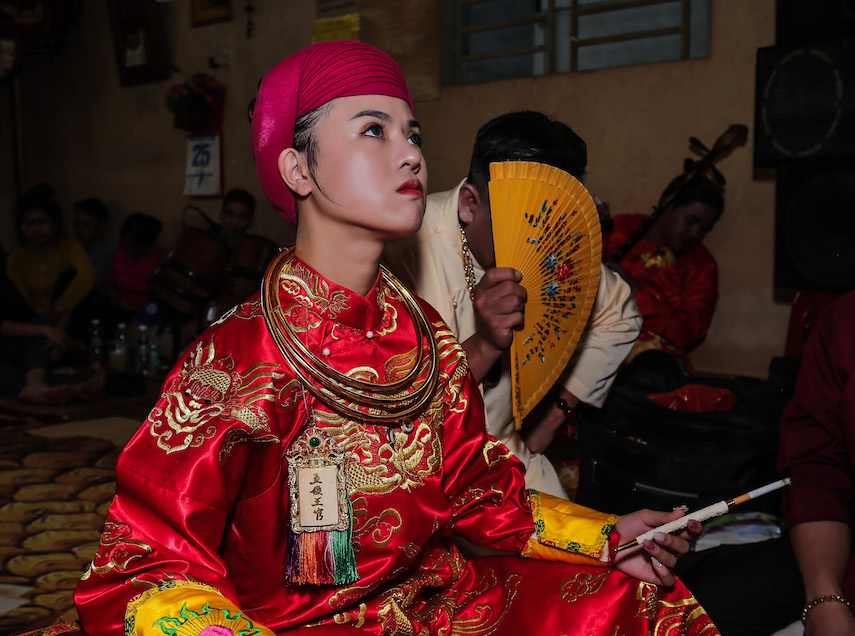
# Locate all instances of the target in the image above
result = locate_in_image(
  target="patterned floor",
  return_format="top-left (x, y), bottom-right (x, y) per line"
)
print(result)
top-left (0, 386), bottom-right (579, 636)
top-left (0, 416), bottom-right (141, 636)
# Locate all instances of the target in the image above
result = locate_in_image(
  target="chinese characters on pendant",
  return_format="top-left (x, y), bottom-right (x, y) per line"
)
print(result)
top-left (297, 465), bottom-right (339, 527)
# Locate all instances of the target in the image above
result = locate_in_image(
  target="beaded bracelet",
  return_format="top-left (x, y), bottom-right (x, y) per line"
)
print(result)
top-left (556, 398), bottom-right (576, 419)
top-left (801, 594), bottom-right (851, 623)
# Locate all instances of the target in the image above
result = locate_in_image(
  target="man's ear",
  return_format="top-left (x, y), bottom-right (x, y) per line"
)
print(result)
top-left (458, 182), bottom-right (482, 225)
top-left (278, 148), bottom-right (312, 197)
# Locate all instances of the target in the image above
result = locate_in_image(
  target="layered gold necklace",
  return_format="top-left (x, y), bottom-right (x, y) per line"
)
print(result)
top-left (262, 247), bottom-right (440, 423)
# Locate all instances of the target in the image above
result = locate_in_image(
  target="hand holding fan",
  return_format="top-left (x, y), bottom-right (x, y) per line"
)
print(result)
top-left (488, 161), bottom-right (602, 429)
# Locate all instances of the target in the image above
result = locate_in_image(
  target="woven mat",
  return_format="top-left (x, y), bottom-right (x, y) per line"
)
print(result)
top-left (0, 417), bottom-right (141, 636)
top-left (0, 408), bottom-right (67, 434)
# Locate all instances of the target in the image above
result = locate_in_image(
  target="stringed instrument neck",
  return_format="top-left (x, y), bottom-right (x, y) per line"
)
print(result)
top-left (610, 124), bottom-right (748, 264)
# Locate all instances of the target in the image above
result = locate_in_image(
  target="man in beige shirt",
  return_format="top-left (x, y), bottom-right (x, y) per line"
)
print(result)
top-left (385, 111), bottom-right (640, 498)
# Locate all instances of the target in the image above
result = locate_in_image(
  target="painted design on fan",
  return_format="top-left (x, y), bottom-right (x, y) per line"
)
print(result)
top-left (489, 159), bottom-right (601, 428)
top-left (513, 198), bottom-right (589, 367)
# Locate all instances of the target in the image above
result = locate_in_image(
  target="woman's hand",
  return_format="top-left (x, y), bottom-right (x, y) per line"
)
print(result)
top-left (613, 508), bottom-right (702, 587)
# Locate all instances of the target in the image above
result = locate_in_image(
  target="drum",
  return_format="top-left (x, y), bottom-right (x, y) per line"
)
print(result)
top-left (148, 227), bottom-right (230, 316)
top-left (224, 234), bottom-right (279, 301)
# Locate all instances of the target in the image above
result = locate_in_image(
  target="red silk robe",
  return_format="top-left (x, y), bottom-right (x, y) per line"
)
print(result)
top-left (73, 253), bottom-right (717, 636)
top-left (605, 214), bottom-right (718, 356)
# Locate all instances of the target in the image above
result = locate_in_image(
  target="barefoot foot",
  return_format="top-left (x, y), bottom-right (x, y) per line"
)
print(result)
top-left (69, 365), bottom-right (107, 403)
top-left (18, 383), bottom-right (72, 405)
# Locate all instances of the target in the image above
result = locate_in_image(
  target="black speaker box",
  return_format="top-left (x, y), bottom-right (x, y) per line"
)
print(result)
top-left (774, 164), bottom-right (855, 292)
top-left (754, 39), bottom-right (855, 168)
top-left (776, 0), bottom-right (855, 47)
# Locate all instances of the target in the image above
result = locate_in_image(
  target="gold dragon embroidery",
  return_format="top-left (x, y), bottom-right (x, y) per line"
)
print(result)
top-left (450, 571), bottom-right (523, 636)
top-left (211, 297), bottom-right (264, 327)
top-left (641, 248), bottom-right (677, 269)
top-left (81, 520), bottom-right (152, 579)
top-left (351, 496), bottom-right (404, 549)
top-left (312, 405), bottom-right (443, 495)
top-left (278, 264), bottom-right (351, 331)
top-left (559, 570), bottom-right (610, 603)
top-left (646, 581), bottom-right (715, 635)
top-left (147, 341), bottom-right (283, 454)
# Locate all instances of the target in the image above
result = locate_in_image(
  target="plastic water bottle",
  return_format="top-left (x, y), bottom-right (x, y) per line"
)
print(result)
top-left (137, 324), bottom-right (151, 376)
top-left (89, 318), bottom-right (106, 367)
top-left (109, 322), bottom-right (129, 371)
top-left (149, 342), bottom-right (161, 376)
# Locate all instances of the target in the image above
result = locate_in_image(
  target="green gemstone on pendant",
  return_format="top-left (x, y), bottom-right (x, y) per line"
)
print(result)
top-left (309, 436), bottom-right (321, 448)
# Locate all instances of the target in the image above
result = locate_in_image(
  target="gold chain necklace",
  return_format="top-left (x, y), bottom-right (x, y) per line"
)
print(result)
top-left (262, 247), bottom-right (440, 423)
top-left (460, 223), bottom-right (503, 388)
top-left (459, 224), bottom-right (477, 302)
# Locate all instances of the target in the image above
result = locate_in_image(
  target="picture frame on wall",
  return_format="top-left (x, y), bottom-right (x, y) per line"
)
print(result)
top-left (192, 0), bottom-right (232, 27)
top-left (106, 0), bottom-right (171, 86)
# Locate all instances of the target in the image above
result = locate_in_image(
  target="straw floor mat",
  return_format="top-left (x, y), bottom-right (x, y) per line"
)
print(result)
top-left (0, 410), bottom-right (142, 636)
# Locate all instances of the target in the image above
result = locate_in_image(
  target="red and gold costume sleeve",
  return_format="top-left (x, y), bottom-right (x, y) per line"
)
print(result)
top-left (634, 250), bottom-right (717, 355)
top-left (73, 319), bottom-right (289, 636)
top-left (126, 581), bottom-right (275, 636)
top-left (433, 326), bottom-right (618, 564)
top-left (523, 491), bottom-right (617, 563)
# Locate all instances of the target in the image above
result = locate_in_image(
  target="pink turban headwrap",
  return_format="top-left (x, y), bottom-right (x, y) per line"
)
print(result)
top-left (251, 40), bottom-right (413, 225)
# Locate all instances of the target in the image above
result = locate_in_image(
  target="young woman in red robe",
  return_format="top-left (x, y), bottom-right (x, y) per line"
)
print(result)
top-left (63, 41), bottom-right (719, 636)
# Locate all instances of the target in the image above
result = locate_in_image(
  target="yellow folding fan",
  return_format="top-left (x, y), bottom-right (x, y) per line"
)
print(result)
top-left (489, 161), bottom-right (602, 429)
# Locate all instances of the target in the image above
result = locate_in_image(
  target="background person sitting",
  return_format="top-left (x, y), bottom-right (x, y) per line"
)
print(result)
top-left (101, 212), bottom-right (166, 323)
top-left (6, 184), bottom-right (96, 338)
top-left (218, 187), bottom-right (256, 250)
top-left (73, 197), bottom-right (117, 282)
top-left (1, 254), bottom-right (104, 404)
top-left (603, 174), bottom-right (723, 366)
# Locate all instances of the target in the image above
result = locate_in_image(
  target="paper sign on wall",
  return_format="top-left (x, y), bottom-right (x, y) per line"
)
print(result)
top-left (184, 134), bottom-right (221, 197)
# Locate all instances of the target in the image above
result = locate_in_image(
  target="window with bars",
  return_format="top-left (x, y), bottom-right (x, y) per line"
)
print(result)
top-left (441, 0), bottom-right (711, 85)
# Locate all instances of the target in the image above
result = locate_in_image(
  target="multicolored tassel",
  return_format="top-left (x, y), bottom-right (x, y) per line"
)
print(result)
top-left (330, 498), bottom-right (358, 584)
top-left (285, 414), bottom-right (359, 585)
top-left (285, 501), bottom-right (358, 585)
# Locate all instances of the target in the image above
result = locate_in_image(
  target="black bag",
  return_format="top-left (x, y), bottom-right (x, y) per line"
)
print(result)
top-left (576, 357), bottom-right (788, 516)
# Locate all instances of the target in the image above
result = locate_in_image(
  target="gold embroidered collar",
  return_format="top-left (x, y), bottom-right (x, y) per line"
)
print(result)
top-left (261, 246), bottom-right (440, 424)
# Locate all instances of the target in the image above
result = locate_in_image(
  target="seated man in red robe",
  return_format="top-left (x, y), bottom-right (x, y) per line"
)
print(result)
top-left (603, 174), bottom-right (723, 366)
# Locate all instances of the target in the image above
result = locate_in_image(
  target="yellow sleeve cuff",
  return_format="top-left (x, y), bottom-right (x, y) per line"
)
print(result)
top-left (522, 490), bottom-right (618, 562)
top-left (126, 580), bottom-right (275, 636)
